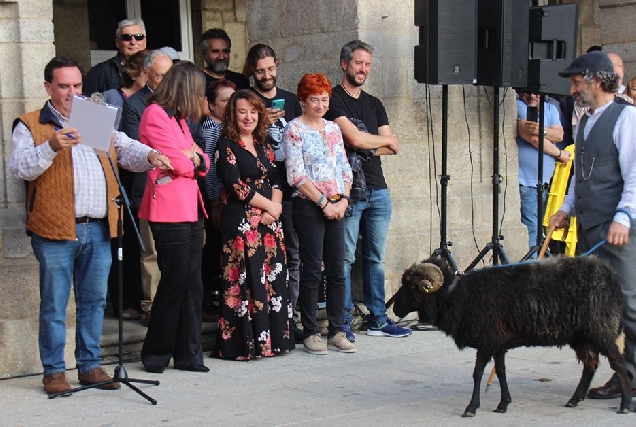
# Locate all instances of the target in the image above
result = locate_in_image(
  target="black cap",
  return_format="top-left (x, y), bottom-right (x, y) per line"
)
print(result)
top-left (559, 51), bottom-right (614, 78)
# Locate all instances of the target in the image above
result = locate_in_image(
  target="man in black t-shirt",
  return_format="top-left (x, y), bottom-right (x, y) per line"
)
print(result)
top-left (245, 44), bottom-right (304, 343)
top-left (200, 28), bottom-right (250, 90)
top-left (325, 40), bottom-right (410, 342)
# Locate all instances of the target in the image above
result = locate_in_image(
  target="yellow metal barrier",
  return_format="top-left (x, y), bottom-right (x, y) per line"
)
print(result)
top-left (543, 144), bottom-right (576, 256)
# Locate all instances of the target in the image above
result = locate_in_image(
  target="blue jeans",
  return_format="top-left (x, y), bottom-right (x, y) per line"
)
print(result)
top-left (343, 188), bottom-right (392, 325)
top-left (519, 185), bottom-right (548, 252)
top-left (31, 221), bottom-right (112, 376)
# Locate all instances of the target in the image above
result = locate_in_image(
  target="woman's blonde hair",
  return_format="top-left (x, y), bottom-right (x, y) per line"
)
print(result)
top-left (147, 61), bottom-right (205, 121)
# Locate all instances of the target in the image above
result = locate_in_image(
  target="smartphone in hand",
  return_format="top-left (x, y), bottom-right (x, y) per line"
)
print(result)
top-left (271, 98), bottom-right (285, 111)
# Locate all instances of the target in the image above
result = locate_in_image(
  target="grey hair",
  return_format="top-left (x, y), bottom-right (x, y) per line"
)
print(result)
top-left (144, 50), bottom-right (170, 69)
top-left (339, 40), bottom-right (374, 64)
top-left (200, 28), bottom-right (232, 56)
top-left (582, 70), bottom-right (619, 93)
top-left (116, 19), bottom-right (146, 38)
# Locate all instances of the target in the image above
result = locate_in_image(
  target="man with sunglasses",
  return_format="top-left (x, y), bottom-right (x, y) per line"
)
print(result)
top-left (200, 28), bottom-right (249, 91)
top-left (83, 19), bottom-right (147, 96)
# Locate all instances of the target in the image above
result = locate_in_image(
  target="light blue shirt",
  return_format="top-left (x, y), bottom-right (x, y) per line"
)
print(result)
top-left (516, 99), bottom-right (562, 186)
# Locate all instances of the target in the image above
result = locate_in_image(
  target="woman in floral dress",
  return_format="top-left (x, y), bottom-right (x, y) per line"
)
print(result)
top-left (214, 89), bottom-right (294, 360)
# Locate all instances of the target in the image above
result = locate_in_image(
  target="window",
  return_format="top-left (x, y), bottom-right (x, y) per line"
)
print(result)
top-left (88, 0), bottom-right (193, 65)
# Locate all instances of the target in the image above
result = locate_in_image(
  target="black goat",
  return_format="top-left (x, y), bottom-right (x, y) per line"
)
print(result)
top-left (391, 254), bottom-right (631, 416)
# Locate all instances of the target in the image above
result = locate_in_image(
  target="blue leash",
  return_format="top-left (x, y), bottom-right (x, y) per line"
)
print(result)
top-left (478, 209), bottom-right (634, 272)
top-left (580, 208), bottom-right (633, 256)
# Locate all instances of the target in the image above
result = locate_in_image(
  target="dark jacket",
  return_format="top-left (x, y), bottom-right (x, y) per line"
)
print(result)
top-left (83, 55), bottom-right (123, 96)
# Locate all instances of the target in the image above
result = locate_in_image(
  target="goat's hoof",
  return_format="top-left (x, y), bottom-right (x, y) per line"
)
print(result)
top-left (461, 411), bottom-right (476, 418)
top-left (565, 400), bottom-right (578, 408)
top-left (493, 407), bottom-right (507, 413)
top-left (617, 406), bottom-right (630, 414)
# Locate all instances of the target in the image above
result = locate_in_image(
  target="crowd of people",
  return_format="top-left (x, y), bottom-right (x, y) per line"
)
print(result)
top-left (10, 17), bottom-right (636, 403)
top-left (10, 19), bottom-right (414, 396)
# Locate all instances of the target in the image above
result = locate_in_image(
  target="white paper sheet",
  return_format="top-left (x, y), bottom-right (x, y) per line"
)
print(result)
top-left (68, 95), bottom-right (122, 152)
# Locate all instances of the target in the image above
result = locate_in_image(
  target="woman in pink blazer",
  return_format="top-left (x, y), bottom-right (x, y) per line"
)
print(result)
top-left (137, 61), bottom-right (210, 373)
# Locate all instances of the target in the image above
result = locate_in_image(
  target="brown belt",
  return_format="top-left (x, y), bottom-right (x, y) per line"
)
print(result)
top-left (75, 216), bottom-right (105, 224)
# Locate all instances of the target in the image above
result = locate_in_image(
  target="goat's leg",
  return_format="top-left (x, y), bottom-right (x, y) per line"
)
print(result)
top-left (493, 351), bottom-right (511, 413)
top-left (463, 350), bottom-right (491, 417)
top-left (605, 346), bottom-right (631, 414)
top-left (567, 346), bottom-right (598, 408)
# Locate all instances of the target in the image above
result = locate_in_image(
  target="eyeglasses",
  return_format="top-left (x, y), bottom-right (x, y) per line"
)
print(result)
top-left (120, 34), bottom-right (146, 42)
top-left (210, 48), bottom-right (231, 55)
top-left (254, 65), bottom-right (277, 77)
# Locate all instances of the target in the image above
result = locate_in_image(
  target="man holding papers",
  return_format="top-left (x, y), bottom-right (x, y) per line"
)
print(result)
top-left (9, 55), bottom-right (171, 396)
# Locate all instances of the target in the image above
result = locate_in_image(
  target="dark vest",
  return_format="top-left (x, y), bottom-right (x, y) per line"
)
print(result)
top-left (574, 101), bottom-right (626, 230)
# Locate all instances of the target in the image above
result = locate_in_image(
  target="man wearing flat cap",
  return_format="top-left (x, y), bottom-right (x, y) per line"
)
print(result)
top-left (549, 51), bottom-right (636, 403)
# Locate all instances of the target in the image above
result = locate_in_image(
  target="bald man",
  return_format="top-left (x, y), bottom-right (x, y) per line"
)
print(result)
top-left (607, 52), bottom-right (633, 103)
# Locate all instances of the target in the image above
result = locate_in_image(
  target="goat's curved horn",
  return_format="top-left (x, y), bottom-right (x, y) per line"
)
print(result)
top-left (416, 263), bottom-right (444, 294)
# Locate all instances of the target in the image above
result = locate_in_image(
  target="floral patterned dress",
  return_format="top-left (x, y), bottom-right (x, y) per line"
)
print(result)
top-left (214, 137), bottom-right (294, 360)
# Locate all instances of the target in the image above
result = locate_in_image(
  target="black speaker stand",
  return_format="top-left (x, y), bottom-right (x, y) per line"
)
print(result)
top-left (432, 85), bottom-right (459, 271)
top-left (466, 86), bottom-right (509, 271)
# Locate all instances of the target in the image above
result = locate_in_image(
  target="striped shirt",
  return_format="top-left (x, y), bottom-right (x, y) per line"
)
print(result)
top-left (201, 116), bottom-right (223, 201)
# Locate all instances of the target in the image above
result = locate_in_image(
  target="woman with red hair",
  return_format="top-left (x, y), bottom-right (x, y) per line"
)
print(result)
top-left (283, 73), bottom-right (355, 354)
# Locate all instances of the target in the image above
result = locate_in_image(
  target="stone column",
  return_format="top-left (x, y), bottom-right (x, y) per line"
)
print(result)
top-left (0, 0), bottom-right (63, 378)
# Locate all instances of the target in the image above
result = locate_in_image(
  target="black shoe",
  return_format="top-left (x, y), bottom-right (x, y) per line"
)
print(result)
top-left (175, 364), bottom-right (210, 373)
top-left (144, 365), bottom-right (164, 374)
top-left (292, 323), bottom-right (304, 344)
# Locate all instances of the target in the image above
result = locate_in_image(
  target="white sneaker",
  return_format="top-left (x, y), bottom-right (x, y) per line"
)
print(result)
top-left (327, 332), bottom-right (357, 353)
top-left (304, 334), bottom-right (327, 355)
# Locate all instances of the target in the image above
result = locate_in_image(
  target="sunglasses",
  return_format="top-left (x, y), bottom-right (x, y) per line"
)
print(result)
top-left (120, 33), bottom-right (145, 42)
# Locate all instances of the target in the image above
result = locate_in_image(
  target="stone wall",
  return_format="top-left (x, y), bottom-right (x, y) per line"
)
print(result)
top-left (200, 0), bottom-right (248, 73)
top-left (0, 0), bottom-right (63, 378)
top-left (246, 0), bottom-right (526, 304)
top-left (599, 0), bottom-right (636, 80)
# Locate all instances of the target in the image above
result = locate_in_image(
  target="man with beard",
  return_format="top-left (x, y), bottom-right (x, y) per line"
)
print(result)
top-left (200, 28), bottom-right (249, 90)
top-left (244, 43), bottom-right (303, 343)
top-left (324, 40), bottom-right (408, 343)
top-left (84, 19), bottom-right (147, 95)
top-left (549, 51), bottom-right (636, 403)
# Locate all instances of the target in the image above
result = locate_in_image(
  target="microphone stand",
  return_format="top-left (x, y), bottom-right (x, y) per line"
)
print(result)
top-left (520, 94), bottom-right (548, 261)
top-left (49, 153), bottom-right (159, 404)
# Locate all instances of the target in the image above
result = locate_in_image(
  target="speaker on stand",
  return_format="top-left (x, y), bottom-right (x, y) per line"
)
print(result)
top-left (515, 3), bottom-right (579, 260)
top-left (413, 0), bottom-right (477, 273)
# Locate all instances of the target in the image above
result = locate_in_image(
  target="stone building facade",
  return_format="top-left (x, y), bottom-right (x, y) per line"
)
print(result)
top-left (0, 0), bottom-right (633, 377)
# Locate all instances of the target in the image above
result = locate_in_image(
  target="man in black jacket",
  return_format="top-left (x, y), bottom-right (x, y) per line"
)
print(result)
top-left (83, 19), bottom-right (147, 96)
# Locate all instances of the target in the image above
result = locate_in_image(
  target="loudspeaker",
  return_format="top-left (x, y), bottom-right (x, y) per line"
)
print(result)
top-left (414, 0), bottom-right (477, 85)
top-left (476, 0), bottom-right (529, 87)
top-left (524, 4), bottom-right (578, 95)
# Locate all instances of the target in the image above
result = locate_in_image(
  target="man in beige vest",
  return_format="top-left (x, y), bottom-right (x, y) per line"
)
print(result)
top-left (9, 56), bottom-right (170, 396)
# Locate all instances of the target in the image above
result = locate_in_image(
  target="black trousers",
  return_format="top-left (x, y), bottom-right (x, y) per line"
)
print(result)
top-left (142, 216), bottom-right (204, 368)
top-left (293, 198), bottom-right (346, 338)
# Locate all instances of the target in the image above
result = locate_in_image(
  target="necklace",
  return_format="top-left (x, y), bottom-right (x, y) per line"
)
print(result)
top-left (341, 84), bottom-right (361, 99)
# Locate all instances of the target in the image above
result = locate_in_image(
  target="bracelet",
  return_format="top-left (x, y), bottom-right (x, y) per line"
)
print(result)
top-left (321, 202), bottom-right (329, 210)
top-left (341, 194), bottom-right (351, 203)
top-left (556, 149), bottom-right (562, 159)
top-left (316, 194), bottom-right (325, 207)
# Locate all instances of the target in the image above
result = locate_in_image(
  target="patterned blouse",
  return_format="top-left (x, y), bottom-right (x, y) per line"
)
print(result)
top-left (282, 118), bottom-right (352, 199)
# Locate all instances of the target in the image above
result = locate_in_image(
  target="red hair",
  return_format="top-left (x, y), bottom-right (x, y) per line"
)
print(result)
top-left (297, 73), bottom-right (332, 101)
